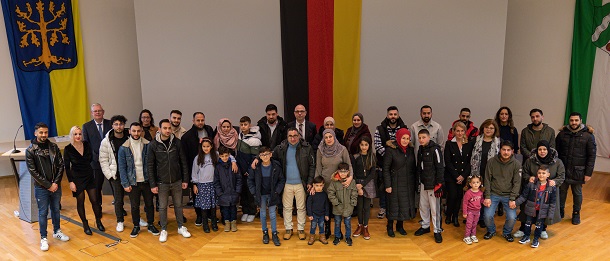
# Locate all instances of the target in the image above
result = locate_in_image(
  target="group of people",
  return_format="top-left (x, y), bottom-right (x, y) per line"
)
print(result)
top-left (26, 102), bottom-right (596, 251)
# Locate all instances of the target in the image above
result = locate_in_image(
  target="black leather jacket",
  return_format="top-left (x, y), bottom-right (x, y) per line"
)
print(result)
top-left (147, 133), bottom-right (189, 187)
top-left (26, 139), bottom-right (64, 189)
top-left (271, 139), bottom-right (315, 188)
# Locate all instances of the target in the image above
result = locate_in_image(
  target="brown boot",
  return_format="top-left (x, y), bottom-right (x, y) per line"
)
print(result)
top-left (298, 230), bottom-right (306, 240)
top-left (319, 234), bottom-right (328, 244)
top-left (283, 229), bottom-right (293, 240)
top-left (308, 234), bottom-right (316, 245)
top-left (230, 220), bottom-right (237, 232)
top-left (363, 225), bottom-right (370, 240)
top-left (353, 224), bottom-right (363, 237)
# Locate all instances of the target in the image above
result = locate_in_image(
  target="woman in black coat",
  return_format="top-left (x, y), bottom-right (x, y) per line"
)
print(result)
top-left (444, 121), bottom-right (473, 227)
top-left (343, 113), bottom-right (372, 155)
top-left (383, 128), bottom-right (417, 237)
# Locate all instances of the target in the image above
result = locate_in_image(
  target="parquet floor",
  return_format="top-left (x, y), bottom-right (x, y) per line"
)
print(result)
top-left (1, 173), bottom-right (609, 260)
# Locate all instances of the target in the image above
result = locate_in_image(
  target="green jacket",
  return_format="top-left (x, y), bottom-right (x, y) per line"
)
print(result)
top-left (520, 123), bottom-right (556, 159)
top-left (484, 155), bottom-right (522, 201)
top-left (327, 177), bottom-right (358, 217)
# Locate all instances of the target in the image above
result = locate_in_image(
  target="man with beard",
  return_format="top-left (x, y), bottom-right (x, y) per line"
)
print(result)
top-left (374, 106), bottom-right (407, 219)
top-left (170, 110), bottom-right (187, 139)
top-left (82, 103), bottom-right (112, 208)
top-left (520, 109), bottom-right (556, 159)
top-left (410, 105), bottom-right (445, 157)
top-left (181, 112), bottom-right (215, 225)
top-left (257, 104), bottom-right (287, 150)
top-left (447, 108), bottom-right (479, 141)
top-left (287, 104), bottom-right (317, 144)
top-left (556, 112), bottom-right (596, 225)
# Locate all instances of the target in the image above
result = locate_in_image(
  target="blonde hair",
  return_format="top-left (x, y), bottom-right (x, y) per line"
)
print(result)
top-left (452, 121), bottom-right (468, 144)
top-left (69, 126), bottom-right (82, 145)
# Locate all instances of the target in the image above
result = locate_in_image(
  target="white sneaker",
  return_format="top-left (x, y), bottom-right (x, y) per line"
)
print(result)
top-left (241, 214), bottom-right (248, 222)
top-left (116, 222), bottom-right (124, 232)
top-left (463, 237), bottom-right (472, 245)
top-left (139, 218), bottom-right (148, 227)
top-left (40, 238), bottom-right (49, 251)
top-left (52, 230), bottom-right (70, 242)
top-left (159, 230), bottom-right (168, 242)
top-left (246, 214), bottom-right (255, 223)
top-left (513, 230), bottom-right (524, 238)
top-left (470, 235), bottom-right (479, 243)
top-left (178, 226), bottom-right (191, 238)
top-left (541, 231), bottom-right (548, 239)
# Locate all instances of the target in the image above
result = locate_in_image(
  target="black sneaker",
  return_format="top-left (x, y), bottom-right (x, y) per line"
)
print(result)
top-left (262, 231), bottom-right (270, 244)
top-left (130, 226), bottom-right (140, 238)
top-left (272, 232), bottom-right (281, 246)
top-left (333, 237), bottom-right (340, 245)
top-left (148, 224), bottom-right (160, 236)
top-left (483, 232), bottom-right (496, 240)
top-left (572, 212), bottom-right (581, 225)
top-left (503, 234), bottom-right (514, 242)
top-left (531, 238), bottom-right (540, 248)
top-left (346, 237), bottom-right (353, 246)
top-left (195, 216), bottom-right (203, 226)
top-left (414, 227), bottom-right (430, 236)
top-left (434, 232), bottom-right (442, 243)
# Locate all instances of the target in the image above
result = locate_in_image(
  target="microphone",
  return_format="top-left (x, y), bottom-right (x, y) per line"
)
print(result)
top-left (12, 125), bottom-right (23, 153)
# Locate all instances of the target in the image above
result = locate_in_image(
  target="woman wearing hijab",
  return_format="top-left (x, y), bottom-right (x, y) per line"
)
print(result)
top-left (343, 113), bottom-right (372, 155)
top-left (470, 119), bottom-right (501, 225)
top-left (383, 128), bottom-right (417, 237)
top-left (312, 117), bottom-right (345, 152)
top-left (513, 140), bottom-right (565, 239)
top-left (214, 118), bottom-right (239, 154)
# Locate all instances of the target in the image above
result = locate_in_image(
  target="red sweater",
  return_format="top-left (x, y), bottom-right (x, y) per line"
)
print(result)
top-left (463, 189), bottom-right (484, 213)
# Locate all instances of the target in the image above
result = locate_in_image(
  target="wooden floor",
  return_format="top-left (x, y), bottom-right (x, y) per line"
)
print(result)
top-left (1, 174), bottom-right (610, 261)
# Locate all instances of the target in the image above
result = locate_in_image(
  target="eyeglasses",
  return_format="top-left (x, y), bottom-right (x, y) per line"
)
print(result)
top-left (338, 170), bottom-right (349, 173)
top-left (92, 110), bottom-right (104, 113)
top-left (288, 135), bottom-right (299, 138)
top-left (294, 110), bottom-right (306, 114)
top-left (113, 123), bottom-right (125, 126)
top-left (259, 153), bottom-right (271, 157)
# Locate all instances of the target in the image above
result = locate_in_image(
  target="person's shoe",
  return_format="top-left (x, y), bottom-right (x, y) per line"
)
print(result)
top-left (541, 231), bottom-right (548, 239)
top-left (513, 230), bottom-right (524, 238)
top-left (453, 217), bottom-right (460, 227)
top-left (178, 226), bottom-right (191, 238)
top-left (272, 232), bottom-right (281, 246)
top-left (503, 233), bottom-right (514, 242)
top-left (139, 219), bottom-right (148, 227)
top-left (116, 222), bottom-right (124, 232)
top-left (246, 214), bottom-right (255, 223)
top-left (387, 227), bottom-right (395, 237)
top-left (211, 221), bottom-right (219, 232)
top-left (263, 230), bottom-right (270, 244)
top-left (159, 230), bottom-right (168, 242)
top-left (377, 208), bottom-right (386, 219)
top-left (96, 219), bottom-right (106, 232)
top-left (83, 221), bottom-right (92, 235)
top-left (478, 220), bottom-right (487, 228)
top-left (445, 215), bottom-right (452, 224)
top-left (560, 208), bottom-right (564, 219)
top-left (353, 224), bottom-right (363, 237)
top-left (414, 227), bottom-right (430, 236)
top-left (434, 232), bottom-right (443, 243)
top-left (53, 230), bottom-right (70, 242)
top-left (531, 238), bottom-right (540, 248)
top-left (284, 229), bottom-right (293, 240)
top-left (483, 232), bottom-right (496, 240)
top-left (519, 236), bottom-right (530, 244)
top-left (470, 235), bottom-right (479, 243)
top-left (230, 220), bottom-right (237, 232)
top-left (463, 237), bottom-right (472, 245)
top-left (319, 235), bottom-right (328, 244)
top-left (308, 234), bottom-right (316, 245)
top-left (572, 211), bottom-right (581, 225)
top-left (298, 230), bottom-right (306, 240)
top-left (363, 226), bottom-right (370, 240)
top-left (148, 225), bottom-right (160, 236)
top-left (40, 238), bottom-right (49, 251)
top-left (241, 214), bottom-right (248, 222)
top-left (224, 220), bottom-right (231, 232)
top-left (333, 236), bottom-right (340, 245)
top-left (196, 216), bottom-right (203, 226)
top-left (397, 227), bottom-right (407, 236)
top-left (497, 207), bottom-right (504, 216)
top-left (345, 236), bottom-right (353, 246)
top-left (130, 226), bottom-right (140, 238)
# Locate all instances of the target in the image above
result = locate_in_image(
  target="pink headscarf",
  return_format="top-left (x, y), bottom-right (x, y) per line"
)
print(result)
top-left (214, 118), bottom-right (238, 150)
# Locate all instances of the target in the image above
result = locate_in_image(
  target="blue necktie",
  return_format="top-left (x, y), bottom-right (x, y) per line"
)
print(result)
top-left (97, 123), bottom-right (103, 138)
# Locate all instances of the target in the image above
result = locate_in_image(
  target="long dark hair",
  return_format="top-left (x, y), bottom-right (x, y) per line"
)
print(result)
top-left (494, 106), bottom-right (515, 134)
top-left (359, 136), bottom-right (376, 170)
top-left (139, 109), bottom-right (155, 127)
top-left (197, 137), bottom-right (217, 166)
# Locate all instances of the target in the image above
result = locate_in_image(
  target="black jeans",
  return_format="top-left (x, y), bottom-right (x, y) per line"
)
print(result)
top-left (128, 182), bottom-right (154, 226)
top-left (109, 177), bottom-right (125, 222)
top-left (445, 181), bottom-right (463, 220)
top-left (240, 177), bottom-right (257, 215)
top-left (93, 168), bottom-right (105, 206)
top-left (560, 183), bottom-right (583, 212)
top-left (220, 205), bottom-right (237, 221)
top-left (356, 196), bottom-right (372, 225)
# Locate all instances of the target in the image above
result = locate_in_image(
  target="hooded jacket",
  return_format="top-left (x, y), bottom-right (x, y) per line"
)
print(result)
top-left (416, 140), bottom-right (445, 190)
top-left (515, 180), bottom-right (557, 219)
top-left (147, 132), bottom-right (189, 187)
top-left (483, 155), bottom-right (522, 201)
top-left (26, 139), bottom-right (64, 189)
top-left (520, 123), bottom-right (556, 159)
top-left (214, 159), bottom-right (242, 206)
top-left (257, 116), bottom-right (287, 150)
top-left (99, 130), bottom-right (128, 180)
top-left (555, 124), bottom-right (596, 184)
top-left (327, 173), bottom-right (358, 217)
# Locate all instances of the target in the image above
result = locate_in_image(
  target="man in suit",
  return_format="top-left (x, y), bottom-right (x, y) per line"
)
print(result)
top-left (82, 103), bottom-right (112, 208)
top-left (287, 104), bottom-right (316, 144)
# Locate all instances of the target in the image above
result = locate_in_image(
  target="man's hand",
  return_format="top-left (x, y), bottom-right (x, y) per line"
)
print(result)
top-left (585, 176), bottom-right (592, 182)
top-left (251, 158), bottom-right (259, 169)
top-left (124, 186), bottom-right (132, 192)
top-left (483, 199), bottom-right (491, 207)
top-left (386, 140), bottom-right (396, 149)
top-left (232, 162), bottom-right (238, 173)
top-left (69, 182), bottom-right (76, 192)
top-left (509, 201), bottom-right (516, 209)
top-left (342, 175), bottom-right (353, 188)
top-left (386, 187), bottom-right (392, 194)
top-left (324, 216), bottom-right (329, 221)
top-left (182, 183), bottom-right (188, 189)
top-left (151, 187), bottom-right (159, 194)
top-left (48, 183), bottom-right (58, 192)
top-left (529, 176), bottom-right (535, 183)
top-left (548, 179), bottom-right (556, 186)
top-left (308, 216), bottom-right (313, 221)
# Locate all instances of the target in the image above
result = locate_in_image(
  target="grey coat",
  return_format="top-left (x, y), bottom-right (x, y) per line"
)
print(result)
top-left (521, 148), bottom-right (565, 225)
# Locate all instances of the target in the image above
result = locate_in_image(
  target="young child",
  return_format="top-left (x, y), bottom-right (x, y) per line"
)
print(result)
top-left (415, 129), bottom-right (445, 243)
top-left (248, 146), bottom-right (285, 246)
top-left (214, 146), bottom-right (242, 232)
top-left (462, 175), bottom-right (484, 245)
top-left (237, 116), bottom-right (263, 223)
top-left (327, 163), bottom-right (358, 246)
top-left (307, 176), bottom-right (330, 245)
top-left (192, 138), bottom-right (219, 233)
top-left (351, 136), bottom-right (377, 240)
top-left (515, 165), bottom-right (557, 248)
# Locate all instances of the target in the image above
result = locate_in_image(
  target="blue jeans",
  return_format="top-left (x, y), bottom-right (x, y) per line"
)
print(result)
top-left (484, 194), bottom-right (517, 235)
top-left (35, 186), bottom-right (62, 239)
top-left (310, 215), bottom-right (325, 234)
top-left (334, 215), bottom-right (352, 238)
top-left (259, 194), bottom-right (277, 233)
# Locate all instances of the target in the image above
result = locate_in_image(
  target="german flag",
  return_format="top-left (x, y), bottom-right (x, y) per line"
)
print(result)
top-left (281, 0), bottom-right (361, 130)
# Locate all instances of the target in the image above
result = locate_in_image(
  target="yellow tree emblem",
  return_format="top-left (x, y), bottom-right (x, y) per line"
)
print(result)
top-left (15, 0), bottom-right (72, 69)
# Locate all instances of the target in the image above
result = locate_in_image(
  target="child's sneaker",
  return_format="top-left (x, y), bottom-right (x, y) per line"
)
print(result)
top-left (345, 236), bottom-right (352, 246)
top-left (377, 208), bottom-right (386, 219)
top-left (308, 234), bottom-right (315, 245)
top-left (513, 230), bottom-right (524, 238)
top-left (40, 238), bottom-right (49, 251)
top-left (463, 237), bottom-right (472, 245)
top-left (333, 236), bottom-right (340, 245)
top-left (470, 235), bottom-right (479, 243)
top-left (52, 230), bottom-right (70, 242)
top-left (531, 239), bottom-right (539, 248)
top-left (178, 226), bottom-right (191, 238)
top-left (519, 236), bottom-right (530, 244)
top-left (541, 231), bottom-right (548, 239)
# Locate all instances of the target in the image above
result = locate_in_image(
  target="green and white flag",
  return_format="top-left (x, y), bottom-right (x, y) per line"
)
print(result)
top-left (567, 0), bottom-right (610, 158)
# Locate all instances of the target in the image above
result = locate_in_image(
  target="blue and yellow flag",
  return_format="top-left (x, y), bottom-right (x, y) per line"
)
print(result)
top-left (2, 0), bottom-right (88, 139)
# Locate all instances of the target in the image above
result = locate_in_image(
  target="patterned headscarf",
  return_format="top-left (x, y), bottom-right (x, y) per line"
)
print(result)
top-left (320, 128), bottom-right (344, 157)
top-left (214, 118), bottom-right (238, 150)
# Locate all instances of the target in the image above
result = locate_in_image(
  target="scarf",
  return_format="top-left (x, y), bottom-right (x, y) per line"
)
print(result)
top-left (536, 140), bottom-right (553, 165)
top-left (214, 118), bottom-right (238, 150)
top-left (320, 128), bottom-right (344, 158)
top-left (470, 135), bottom-right (500, 176)
top-left (396, 128), bottom-right (411, 153)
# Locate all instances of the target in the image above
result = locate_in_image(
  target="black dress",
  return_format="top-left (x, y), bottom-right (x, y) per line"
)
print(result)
top-left (64, 141), bottom-right (95, 197)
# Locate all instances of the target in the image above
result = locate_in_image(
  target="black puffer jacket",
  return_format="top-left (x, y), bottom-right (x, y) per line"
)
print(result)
top-left (383, 143), bottom-right (417, 221)
top-left (555, 125), bottom-right (596, 184)
top-left (26, 139), bottom-right (64, 189)
top-left (272, 139), bottom-right (315, 189)
top-left (257, 116), bottom-right (287, 150)
top-left (214, 160), bottom-right (242, 206)
top-left (147, 133), bottom-right (189, 187)
top-left (416, 140), bottom-right (445, 190)
top-left (516, 180), bottom-right (556, 219)
top-left (248, 160), bottom-right (285, 207)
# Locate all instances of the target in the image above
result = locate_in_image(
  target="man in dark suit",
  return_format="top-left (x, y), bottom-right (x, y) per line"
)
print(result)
top-left (287, 104), bottom-right (316, 144)
top-left (82, 103), bottom-right (112, 207)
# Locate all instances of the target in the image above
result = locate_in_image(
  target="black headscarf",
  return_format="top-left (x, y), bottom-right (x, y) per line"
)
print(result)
top-left (536, 140), bottom-right (553, 164)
